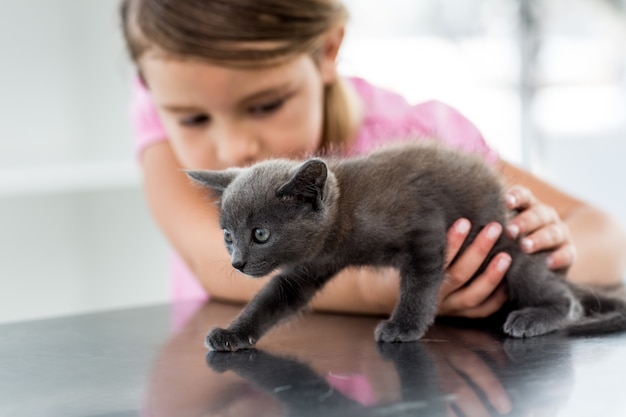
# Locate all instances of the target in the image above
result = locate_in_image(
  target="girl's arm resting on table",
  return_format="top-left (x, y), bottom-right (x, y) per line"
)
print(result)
top-left (563, 206), bottom-right (626, 285)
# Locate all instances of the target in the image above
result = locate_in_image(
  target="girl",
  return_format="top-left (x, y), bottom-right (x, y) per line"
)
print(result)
top-left (120, 0), bottom-right (626, 318)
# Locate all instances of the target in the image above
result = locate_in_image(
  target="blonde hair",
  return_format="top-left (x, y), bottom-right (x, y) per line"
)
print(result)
top-left (120, 0), bottom-right (352, 152)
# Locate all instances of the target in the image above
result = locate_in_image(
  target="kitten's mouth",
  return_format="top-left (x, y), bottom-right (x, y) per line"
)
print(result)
top-left (239, 264), bottom-right (276, 278)
top-left (244, 270), bottom-right (268, 278)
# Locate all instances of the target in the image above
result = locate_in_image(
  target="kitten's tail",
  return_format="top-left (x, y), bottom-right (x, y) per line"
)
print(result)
top-left (566, 284), bottom-right (626, 336)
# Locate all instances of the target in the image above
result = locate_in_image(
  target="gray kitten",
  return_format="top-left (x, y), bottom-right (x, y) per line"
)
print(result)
top-left (188, 142), bottom-right (626, 351)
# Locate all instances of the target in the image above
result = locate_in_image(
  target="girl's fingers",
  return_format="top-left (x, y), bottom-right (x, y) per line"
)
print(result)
top-left (519, 222), bottom-right (569, 254)
top-left (504, 184), bottom-right (576, 272)
top-left (503, 185), bottom-right (536, 211)
top-left (441, 222), bottom-right (503, 297)
top-left (445, 218), bottom-right (471, 267)
top-left (546, 244), bottom-right (578, 270)
top-left (440, 254), bottom-right (510, 316)
top-left (453, 284), bottom-right (509, 319)
top-left (506, 203), bottom-right (560, 239)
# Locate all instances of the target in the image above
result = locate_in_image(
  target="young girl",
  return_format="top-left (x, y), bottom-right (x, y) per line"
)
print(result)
top-left (120, 0), bottom-right (626, 319)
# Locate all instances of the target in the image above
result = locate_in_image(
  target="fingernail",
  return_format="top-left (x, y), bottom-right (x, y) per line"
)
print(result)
top-left (487, 223), bottom-right (502, 240)
top-left (504, 193), bottom-right (517, 208)
top-left (496, 255), bottom-right (512, 272)
top-left (507, 224), bottom-right (519, 239)
top-left (455, 218), bottom-right (471, 234)
top-left (494, 395), bottom-right (513, 414)
top-left (521, 238), bottom-right (534, 253)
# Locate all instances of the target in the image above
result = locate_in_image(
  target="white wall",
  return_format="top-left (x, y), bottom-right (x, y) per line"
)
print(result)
top-left (0, 1), bottom-right (170, 323)
top-left (0, 190), bottom-right (170, 323)
top-left (0, 0), bottom-right (134, 166)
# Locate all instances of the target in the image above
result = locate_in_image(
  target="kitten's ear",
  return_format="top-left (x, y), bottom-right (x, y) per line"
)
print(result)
top-left (276, 159), bottom-right (327, 210)
top-left (185, 169), bottom-right (241, 196)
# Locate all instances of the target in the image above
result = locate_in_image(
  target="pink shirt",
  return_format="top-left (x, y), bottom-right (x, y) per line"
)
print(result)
top-left (129, 76), bottom-right (498, 302)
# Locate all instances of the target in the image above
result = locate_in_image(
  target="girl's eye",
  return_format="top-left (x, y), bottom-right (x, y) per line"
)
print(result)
top-left (180, 114), bottom-right (210, 127)
top-left (253, 228), bottom-right (271, 243)
top-left (249, 98), bottom-right (284, 116)
top-left (223, 229), bottom-right (234, 244)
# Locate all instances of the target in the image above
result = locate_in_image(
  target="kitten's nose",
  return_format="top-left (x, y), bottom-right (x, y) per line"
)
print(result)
top-left (232, 260), bottom-right (247, 272)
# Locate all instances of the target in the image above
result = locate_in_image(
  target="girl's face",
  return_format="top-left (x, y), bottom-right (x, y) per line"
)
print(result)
top-left (141, 54), bottom-right (330, 169)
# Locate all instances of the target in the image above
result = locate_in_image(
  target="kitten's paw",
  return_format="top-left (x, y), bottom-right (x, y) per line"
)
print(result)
top-left (205, 327), bottom-right (256, 352)
top-left (206, 350), bottom-right (258, 373)
top-left (502, 334), bottom-right (559, 362)
top-left (503, 308), bottom-right (562, 338)
top-left (375, 320), bottom-right (425, 343)
top-left (376, 339), bottom-right (423, 360)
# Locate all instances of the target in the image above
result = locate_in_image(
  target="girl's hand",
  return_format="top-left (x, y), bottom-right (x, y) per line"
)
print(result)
top-left (437, 185), bottom-right (576, 318)
top-left (438, 219), bottom-right (511, 318)
top-left (504, 185), bottom-right (577, 272)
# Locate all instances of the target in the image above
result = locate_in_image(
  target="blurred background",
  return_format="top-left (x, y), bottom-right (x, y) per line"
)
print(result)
top-left (1, 0), bottom-right (625, 323)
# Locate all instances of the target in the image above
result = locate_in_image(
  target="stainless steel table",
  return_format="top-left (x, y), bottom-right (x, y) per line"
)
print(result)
top-left (2, 300), bottom-right (626, 416)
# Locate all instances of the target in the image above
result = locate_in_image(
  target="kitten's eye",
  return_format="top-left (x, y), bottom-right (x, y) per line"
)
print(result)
top-left (253, 228), bottom-right (271, 243)
top-left (223, 229), bottom-right (234, 244)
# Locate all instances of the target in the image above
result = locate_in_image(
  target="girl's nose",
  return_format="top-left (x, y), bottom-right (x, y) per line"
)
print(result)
top-left (215, 124), bottom-right (260, 167)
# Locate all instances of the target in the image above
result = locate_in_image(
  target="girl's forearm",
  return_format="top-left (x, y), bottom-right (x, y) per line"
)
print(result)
top-left (309, 267), bottom-right (398, 315)
top-left (565, 206), bottom-right (626, 286)
top-left (197, 259), bottom-right (399, 315)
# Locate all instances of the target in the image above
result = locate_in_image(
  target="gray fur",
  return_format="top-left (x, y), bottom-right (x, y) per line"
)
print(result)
top-left (187, 142), bottom-right (626, 351)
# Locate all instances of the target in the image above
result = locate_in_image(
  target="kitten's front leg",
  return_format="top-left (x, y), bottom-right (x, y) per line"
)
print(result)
top-left (375, 247), bottom-right (445, 343)
top-left (206, 266), bottom-right (335, 351)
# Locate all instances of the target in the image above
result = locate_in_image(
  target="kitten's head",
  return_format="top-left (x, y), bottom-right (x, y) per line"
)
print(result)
top-left (187, 158), bottom-right (337, 277)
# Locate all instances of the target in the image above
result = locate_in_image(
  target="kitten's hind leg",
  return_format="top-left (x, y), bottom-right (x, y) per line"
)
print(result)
top-left (503, 303), bottom-right (580, 338)
top-left (504, 266), bottom-right (583, 338)
top-left (375, 253), bottom-right (444, 343)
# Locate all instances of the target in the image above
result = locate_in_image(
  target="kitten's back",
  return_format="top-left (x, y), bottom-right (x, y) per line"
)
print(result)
top-left (330, 142), bottom-right (507, 232)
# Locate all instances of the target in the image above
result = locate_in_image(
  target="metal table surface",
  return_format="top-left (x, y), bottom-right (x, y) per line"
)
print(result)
top-left (2, 299), bottom-right (626, 417)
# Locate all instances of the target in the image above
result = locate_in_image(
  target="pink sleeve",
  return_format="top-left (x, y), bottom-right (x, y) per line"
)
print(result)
top-left (129, 77), bottom-right (169, 161)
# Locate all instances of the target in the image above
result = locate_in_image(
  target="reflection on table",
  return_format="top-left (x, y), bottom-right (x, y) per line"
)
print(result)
top-left (145, 301), bottom-right (626, 417)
